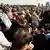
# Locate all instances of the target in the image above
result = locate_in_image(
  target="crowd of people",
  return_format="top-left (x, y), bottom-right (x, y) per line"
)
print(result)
top-left (0, 3), bottom-right (50, 50)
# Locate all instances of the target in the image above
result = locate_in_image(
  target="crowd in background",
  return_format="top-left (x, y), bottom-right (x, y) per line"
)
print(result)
top-left (0, 3), bottom-right (50, 50)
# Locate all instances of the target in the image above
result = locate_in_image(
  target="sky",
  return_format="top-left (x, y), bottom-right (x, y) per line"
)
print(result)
top-left (0, 0), bottom-right (50, 6)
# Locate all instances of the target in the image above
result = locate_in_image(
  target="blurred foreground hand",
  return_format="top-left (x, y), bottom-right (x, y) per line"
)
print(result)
top-left (21, 42), bottom-right (34, 50)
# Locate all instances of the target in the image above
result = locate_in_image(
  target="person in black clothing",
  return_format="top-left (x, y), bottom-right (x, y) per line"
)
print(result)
top-left (32, 26), bottom-right (47, 50)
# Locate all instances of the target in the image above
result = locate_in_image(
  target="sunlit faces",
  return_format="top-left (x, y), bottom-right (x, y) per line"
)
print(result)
top-left (21, 14), bottom-right (25, 18)
top-left (22, 10), bottom-right (26, 15)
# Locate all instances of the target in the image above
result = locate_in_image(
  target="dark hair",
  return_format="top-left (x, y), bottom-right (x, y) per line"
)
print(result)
top-left (37, 26), bottom-right (41, 30)
top-left (12, 27), bottom-right (32, 49)
top-left (0, 7), bottom-right (3, 9)
top-left (12, 8), bottom-right (17, 12)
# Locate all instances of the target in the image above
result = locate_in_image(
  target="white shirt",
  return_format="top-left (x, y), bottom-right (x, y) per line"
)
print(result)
top-left (0, 31), bottom-right (11, 47)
